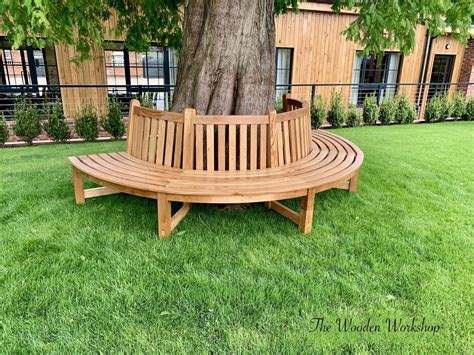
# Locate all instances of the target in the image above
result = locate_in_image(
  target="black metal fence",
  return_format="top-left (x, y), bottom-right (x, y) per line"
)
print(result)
top-left (0, 82), bottom-right (472, 120)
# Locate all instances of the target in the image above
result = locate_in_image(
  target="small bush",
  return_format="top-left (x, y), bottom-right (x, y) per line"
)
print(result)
top-left (310, 95), bottom-right (325, 129)
top-left (424, 94), bottom-right (444, 123)
top-left (395, 95), bottom-right (416, 124)
top-left (0, 117), bottom-right (8, 146)
top-left (101, 98), bottom-right (125, 140)
top-left (275, 96), bottom-right (283, 113)
top-left (346, 105), bottom-right (362, 127)
top-left (327, 92), bottom-right (345, 128)
top-left (139, 94), bottom-right (154, 108)
top-left (439, 94), bottom-right (452, 121)
top-left (378, 97), bottom-right (397, 125)
top-left (451, 92), bottom-right (467, 119)
top-left (75, 104), bottom-right (99, 142)
top-left (362, 94), bottom-right (379, 125)
top-left (13, 98), bottom-right (41, 145)
top-left (43, 100), bottom-right (70, 142)
top-left (462, 98), bottom-right (474, 121)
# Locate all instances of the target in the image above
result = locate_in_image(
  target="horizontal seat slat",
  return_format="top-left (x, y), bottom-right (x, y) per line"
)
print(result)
top-left (70, 130), bottom-right (362, 200)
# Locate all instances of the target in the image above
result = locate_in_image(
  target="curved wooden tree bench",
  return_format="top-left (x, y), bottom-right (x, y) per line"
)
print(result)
top-left (69, 95), bottom-right (363, 238)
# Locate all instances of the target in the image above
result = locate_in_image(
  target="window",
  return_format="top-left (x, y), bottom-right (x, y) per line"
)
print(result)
top-left (168, 48), bottom-right (178, 87)
top-left (34, 50), bottom-right (46, 78)
top-left (0, 38), bottom-right (60, 119)
top-left (428, 55), bottom-right (454, 98)
top-left (275, 48), bottom-right (293, 98)
top-left (0, 38), bottom-right (58, 87)
top-left (141, 47), bottom-right (165, 80)
top-left (350, 51), bottom-right (401, 106)
top-left (112, 51), bottom-right (124, 67)
top-left (104, 42), bottom-right (177, 110)
top-left (4, 50), bottom-right (12, 64)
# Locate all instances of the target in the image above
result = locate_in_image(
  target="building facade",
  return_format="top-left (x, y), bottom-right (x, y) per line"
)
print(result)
top-left (0, 1), bottom-right (472, 120)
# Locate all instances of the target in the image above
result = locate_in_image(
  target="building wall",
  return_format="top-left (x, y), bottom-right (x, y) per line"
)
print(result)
top-left (55, 44), bottom-right (108, 117)
top-left (0, 3), bottom-right (470, 118)
top-left (459, 38), bottom-right (474, 98)
top-left (276, 3), bottom-right (467, 105)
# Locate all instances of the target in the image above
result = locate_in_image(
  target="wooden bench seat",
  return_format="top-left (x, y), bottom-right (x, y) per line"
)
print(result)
top-left (69, 96), bottom-right (363, 238)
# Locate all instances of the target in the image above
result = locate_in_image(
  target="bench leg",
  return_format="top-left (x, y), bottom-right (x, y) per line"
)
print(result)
top-left (298, 189), bottom-right (315, 234)
top-left (265, 189), bottom-right (316, 234)
top-left (157, 194), bottom-right (172, 239)
top-left (349, 170), bottom-right (359, 193)
top-left (72, 167), bottom-right (85, 204)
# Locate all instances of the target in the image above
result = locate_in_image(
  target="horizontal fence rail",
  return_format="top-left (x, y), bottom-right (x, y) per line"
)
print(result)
top-left (0, 82), bottom-right (472, 121)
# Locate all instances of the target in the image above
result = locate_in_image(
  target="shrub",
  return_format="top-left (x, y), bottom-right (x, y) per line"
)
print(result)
top-left (424, 94), bottom-right (444, 123)
top-left (139, 94), bottom-right (154, 108)
top-left (0, 117), bottom-right (8, 146)
top-left (395, 95), bottom-right (416, 124)
top-left (43, 100), bottom-right (70, 142)
top-left (362, 94), bottom-right (379, 125)
top-left (275, 96), bottom-right (283, 113)
top-left (75, 104), bottom-right (99, 141)
top-left (462, 98), bottom-right (474, 121)
top-left (378, 97), bottom-right (397, 125)
top-left (346, 105), bottom-right (362, 127)
top-left (439, 94), bottom-right (452, 121)
top-left (101, 98), bottom-right (125, 140)
top-left (451, 92), bottom-right (467, 119)
top-left (13, 98), bottom-right (41, 145)
top-left (310, 95), bottom-right (325, 128)
top-left (327, 92), bottom-right (345, 128)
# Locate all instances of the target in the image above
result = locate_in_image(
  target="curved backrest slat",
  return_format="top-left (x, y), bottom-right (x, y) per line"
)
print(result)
top-left (126, 96), bottom-right (311, 171)
top-left (127, 99), bottom-right (185, 168)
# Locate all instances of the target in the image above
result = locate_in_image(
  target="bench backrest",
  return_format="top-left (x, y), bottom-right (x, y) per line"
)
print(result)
top-left (126, 94), bottom-right (311, 171)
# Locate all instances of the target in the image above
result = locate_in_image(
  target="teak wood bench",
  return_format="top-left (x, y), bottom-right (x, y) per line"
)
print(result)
top-left (69, 95), bottom-right (363, 239)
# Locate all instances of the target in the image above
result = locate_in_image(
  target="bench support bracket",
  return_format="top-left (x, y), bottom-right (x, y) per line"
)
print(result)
top-left (72, 167), bottom-right (120, 203)
top-left (266, 188), bottom-right (316, 235)
top-left (334, 170), bottom-right (360, 192)
top-left (157, 193), bottom-right (192, 239)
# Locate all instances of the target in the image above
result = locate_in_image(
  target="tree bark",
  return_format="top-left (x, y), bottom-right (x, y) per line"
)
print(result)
top-left (171, 0), bottom-right (276, 115)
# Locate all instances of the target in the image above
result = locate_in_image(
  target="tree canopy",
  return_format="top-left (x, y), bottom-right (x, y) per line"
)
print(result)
top-left (0, 0), bottom-right (472, 61)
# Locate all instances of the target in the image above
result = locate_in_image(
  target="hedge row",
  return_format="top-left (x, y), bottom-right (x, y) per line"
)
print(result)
top-left (0, 97), bottom-right (128, 146)
top-left (300, 92), bottom-right (473, 129)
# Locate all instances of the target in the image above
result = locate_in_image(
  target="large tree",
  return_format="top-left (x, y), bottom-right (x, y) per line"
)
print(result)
top-left (1, 0), bottom-right (472, 115)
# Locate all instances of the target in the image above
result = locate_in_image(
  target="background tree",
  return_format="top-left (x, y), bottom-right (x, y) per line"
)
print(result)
top-left (1, 0), bottom-right (472, 115)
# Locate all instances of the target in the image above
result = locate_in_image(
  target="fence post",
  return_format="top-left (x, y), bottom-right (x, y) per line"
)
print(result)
top-left (420, 82), bottom-right (433, 121)
top-left (311, 85), bottom-right (316, 107)
top-left (138, 85), bottom-right (142, 100)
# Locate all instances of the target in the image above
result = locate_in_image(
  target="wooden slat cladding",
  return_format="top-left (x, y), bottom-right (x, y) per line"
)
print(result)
top-left (275, 8), bottom-right (466, 105)
top-left (54, 43), bottom-right (108, 118)
top-left (0, 5), bottom-right (465, 122)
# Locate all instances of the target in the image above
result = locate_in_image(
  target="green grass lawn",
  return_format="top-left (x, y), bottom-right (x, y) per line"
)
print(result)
top-left (1, 122), bottom-right (473, 352)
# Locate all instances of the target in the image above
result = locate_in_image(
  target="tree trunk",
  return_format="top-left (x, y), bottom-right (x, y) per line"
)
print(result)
top-left (172, 0), bottom-right (275, 115)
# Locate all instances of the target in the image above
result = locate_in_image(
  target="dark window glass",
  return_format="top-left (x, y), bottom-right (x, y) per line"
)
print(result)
top-left (104, 42), bottom-right (177, 110)
top-left (428, 55), bottom-right (454, 98)
top-left (351, 51), bottom-right (401, 106)
top-left (0, 38), bottom-right (60, 119)
top-left (275, 48), bottom-right (293, 98)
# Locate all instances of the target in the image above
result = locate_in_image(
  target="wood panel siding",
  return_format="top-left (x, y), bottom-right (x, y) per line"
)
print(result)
top-left (55, 44), bottom-right (108, 117)
top-left (275, 7), bottom-right (466, 106)
top-left (1, 3), bottom-right (468, 119)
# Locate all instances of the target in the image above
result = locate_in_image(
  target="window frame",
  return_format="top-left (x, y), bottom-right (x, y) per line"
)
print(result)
top-left (351, 51), bottom-right (402, 106)
top-left (0, 37), bottom-right (58, 93)
top-left (104, 41), bottom-right (173, 93)
top-left (428, 54), bottom-right (454, 97)
top-left (275, 47), bottom-right (293, 98)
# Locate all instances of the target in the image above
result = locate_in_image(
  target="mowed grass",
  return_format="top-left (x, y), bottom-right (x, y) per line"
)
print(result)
top-left (0, 122), bottom-right (473, 352)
